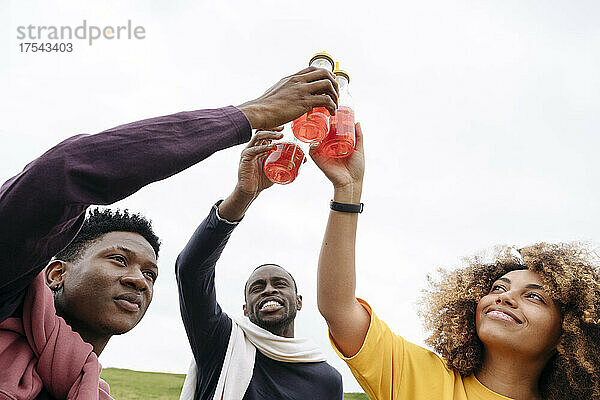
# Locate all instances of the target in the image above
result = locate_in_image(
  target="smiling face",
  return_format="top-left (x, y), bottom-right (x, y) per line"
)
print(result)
top-left (51, 231), bottom-right (158, 342)
top-left (243, 264), bottom-right (302, 337)
top-left (476, 269), bottom-right (562, 359)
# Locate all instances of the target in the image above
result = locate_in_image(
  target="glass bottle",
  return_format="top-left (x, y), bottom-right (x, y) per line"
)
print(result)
top-left (263, 127), bottom-right (307, 185)
top-left (291, 51), bottom-right (335, 143)
top-left (316, 62), bottom-right (355, 158)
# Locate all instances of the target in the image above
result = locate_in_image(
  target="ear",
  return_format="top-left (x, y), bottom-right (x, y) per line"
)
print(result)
top-left (296, 294), bottom-right (302, 311)
top-left (45, 260), bottom-right (67, 291)
top-left (243, 304), bottom-right (248, 316)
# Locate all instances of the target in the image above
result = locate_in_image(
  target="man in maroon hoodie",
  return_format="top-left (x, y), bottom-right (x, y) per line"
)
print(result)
top-left (0, 66), bottom-right (339, 399)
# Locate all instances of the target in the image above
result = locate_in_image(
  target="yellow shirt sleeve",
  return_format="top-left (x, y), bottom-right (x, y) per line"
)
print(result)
top-left (330, 299), bottom-right (459, 400)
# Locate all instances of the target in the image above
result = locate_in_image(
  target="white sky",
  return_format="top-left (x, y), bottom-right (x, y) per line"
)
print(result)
top-left (2, 0), bottom-right (600, 394)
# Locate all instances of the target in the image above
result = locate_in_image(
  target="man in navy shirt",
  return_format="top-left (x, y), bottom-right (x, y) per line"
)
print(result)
top-left (177, 131), bottom-right (343, 400)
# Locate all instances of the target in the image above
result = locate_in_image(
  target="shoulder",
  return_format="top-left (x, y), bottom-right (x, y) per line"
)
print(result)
top-left (319, 362), bottom-right (343, 395)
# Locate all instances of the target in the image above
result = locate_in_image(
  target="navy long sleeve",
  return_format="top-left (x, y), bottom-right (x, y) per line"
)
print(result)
top-left (0, 106), bottom-right (251, 323)
top-left (176, 205), bottom-right (343, 400)
top-left (176, 204), bottom-right (235, 399)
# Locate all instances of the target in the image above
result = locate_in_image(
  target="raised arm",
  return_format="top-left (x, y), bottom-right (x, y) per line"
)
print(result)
top-left (0, 107), bottom-right (250, 321)
top-left (176, 130), bottom-right (281, 367)
top-left (310, 123), bottom-right (370, 357)
top-left (0, 66), bottom-right (339, 322)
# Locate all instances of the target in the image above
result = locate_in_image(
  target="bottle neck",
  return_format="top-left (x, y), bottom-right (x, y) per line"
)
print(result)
top-left (336, 75), bottom-right (349, 92)
top-left (336, 75), bottom-right (351, 107)
top-left (310, 58), bottom-right (334, 71)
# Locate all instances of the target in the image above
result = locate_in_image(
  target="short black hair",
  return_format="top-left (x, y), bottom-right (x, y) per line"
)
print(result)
top-left (54, 208), bottom-right (161, 262)
top-left (244, 263), bottom-right (298, 301)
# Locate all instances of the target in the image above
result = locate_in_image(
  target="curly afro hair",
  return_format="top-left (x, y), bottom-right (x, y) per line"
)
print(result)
top-left (419, 243), bottom-right (600, 400)
top-left (54, 208), bottom-right (161, 262)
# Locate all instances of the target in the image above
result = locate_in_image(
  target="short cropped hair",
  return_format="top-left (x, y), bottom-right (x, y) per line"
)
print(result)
top-left (244, 263), bottom-right (298, 301)
top-left (54, 208), bottom-right (161, 262)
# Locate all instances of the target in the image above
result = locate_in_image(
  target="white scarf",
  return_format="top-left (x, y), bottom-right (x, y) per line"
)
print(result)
top-left (179, 316), bottom-right (326, 400)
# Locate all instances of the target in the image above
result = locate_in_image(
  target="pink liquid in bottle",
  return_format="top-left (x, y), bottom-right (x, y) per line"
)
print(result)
top-left (292, 52), bottom-right (335, 143)
top-left (292, 107), bottom-right (330, 143)
top-left (317, 106), bottom-right (355, 158)
top-left (263, 142), bottom-right (306, 184)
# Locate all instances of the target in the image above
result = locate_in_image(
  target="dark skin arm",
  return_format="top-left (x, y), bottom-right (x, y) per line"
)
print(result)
top-left (227, 65), bottom-right (339, 213)
top-left (0, 65), bottom-right (337, 323)
top-left (238, 66), bottom-right (339, 130)
top-left (218, 129), bottom-right (284, 220)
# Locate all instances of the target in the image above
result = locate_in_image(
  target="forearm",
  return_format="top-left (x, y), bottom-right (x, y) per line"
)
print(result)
top-left (318, 182), bottom-right (371, 356)
top-left (176, 204), bottom-right (236, 337)
top-left (217, 187), bottom-right (256, 222)
top-left (317, 183), bottom-right (363, 319)
top-left (46, 106), bottom-right (250, 206)
top-left (0, 106), bottom-right (250, 308)
top-left (177, 188), bottom-right (255, 298)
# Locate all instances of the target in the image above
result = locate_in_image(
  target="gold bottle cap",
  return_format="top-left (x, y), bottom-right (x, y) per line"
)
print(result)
top-left (333, 61), bottom-right (350, 83)
top-left (309, 51), bottom-right (335, 70)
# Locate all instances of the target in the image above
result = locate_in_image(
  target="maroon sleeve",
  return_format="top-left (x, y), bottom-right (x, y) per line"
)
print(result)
top-left (0, 106), bottom-right (251, 322)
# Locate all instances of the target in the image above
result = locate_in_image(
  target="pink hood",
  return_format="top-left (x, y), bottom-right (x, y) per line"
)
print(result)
top-left (0, 273), bottom-right (112, 399)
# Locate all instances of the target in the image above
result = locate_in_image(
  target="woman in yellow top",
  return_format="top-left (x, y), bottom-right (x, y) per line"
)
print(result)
top-left (309, 124), bottom-right (600, 400)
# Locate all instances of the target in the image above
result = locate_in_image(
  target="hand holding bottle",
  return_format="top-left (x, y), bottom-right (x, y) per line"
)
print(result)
top-left (237, 67), bottom-right (339, 130)
top-left (315, 63), bottom-right (356, 158)
top-left (310, 122), bottom-right (364, 201)
top-left (236, 130), bottom-right (284, 197)
top-left (292, 52), bottom-right (336, 143)
top-left (218, 130), bottom-right (283, 221)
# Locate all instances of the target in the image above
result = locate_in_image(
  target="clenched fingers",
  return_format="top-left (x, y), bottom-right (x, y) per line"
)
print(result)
top-left (247, 130), bottom-right (283, 148)
top-left (301, 67), bottom-right (338, 88)
top-left (310, 94), bottom-right (338, 115)
top-left (307, 79), bottom-right (339, 107)
top-left (290, 66), bottom-right (336, 83)
top-left (241, 143), bottom-right (277, 161)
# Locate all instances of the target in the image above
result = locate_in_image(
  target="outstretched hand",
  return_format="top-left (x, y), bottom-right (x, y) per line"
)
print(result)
top-left (218, 129), bottom-right (283, 222)
top-left (238, 66), bottom-right (339, 130)
top-left (236, 129), bottom-right (284, 199)
top-left (310, 123), bottom-right (365, 191)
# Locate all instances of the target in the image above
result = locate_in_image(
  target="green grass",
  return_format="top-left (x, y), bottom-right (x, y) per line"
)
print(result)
top-left (343, 393), bottom-right (369, 400)
top-left (101, 368), bottom-right (185, 400)
top-left (101, 368), bottom-right (368, 399)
